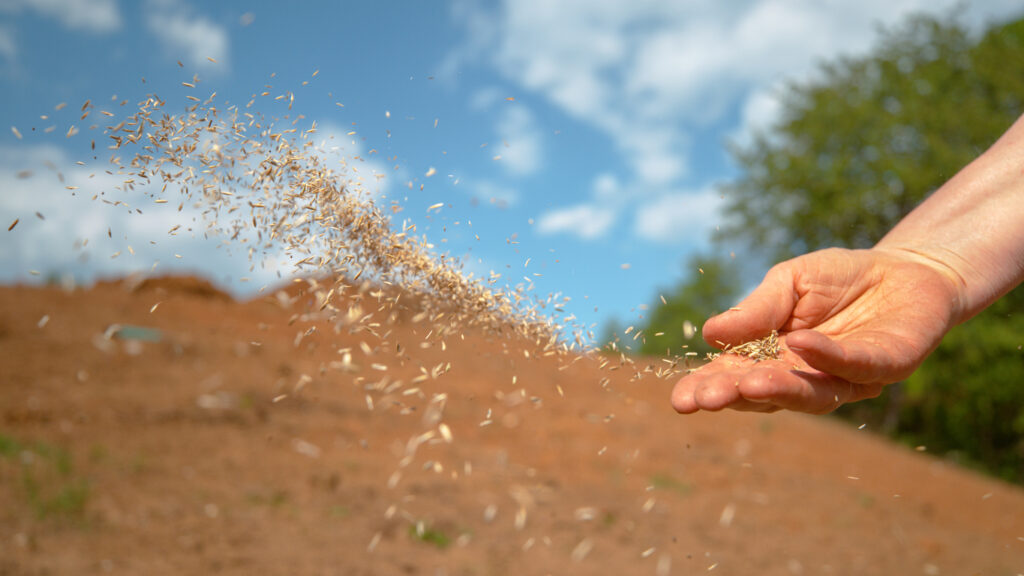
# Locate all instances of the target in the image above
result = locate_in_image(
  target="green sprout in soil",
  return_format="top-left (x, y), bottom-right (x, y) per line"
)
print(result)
top-left (409, 523), bottom-right (452, 549)
top-left (649, 473), bottom-right (693, 496)
top-left (0, 432), bottom-right (91, 522)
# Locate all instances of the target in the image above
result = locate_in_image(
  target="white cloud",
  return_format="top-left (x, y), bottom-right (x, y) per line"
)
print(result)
top-left (468, 179), bottom-right (519, 207)
top-left (0, 25), bottom-right (15, 62)
top-left (633, 188), bottom-right (724, 245)
top-left (494, 104), bottom-right (544, 177)
top-left (449, 0), bottom-right (1024, 239)
top-left (145, 0), bottom-right (229, 70)
top-left (468, 86), bottom-right (504, 111)
top-left (731, 83), bottom-right (786, 148)
top-left (3, 0), bottom-right (122, 33)
top-left (0, 144), bottom-right (278, 291)
top-left (536, 204), bottom-right (615, 240)
top-left (592, 173), bottom-right (619, 201)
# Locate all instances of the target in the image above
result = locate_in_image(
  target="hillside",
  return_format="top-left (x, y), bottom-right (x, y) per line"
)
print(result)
top-left (1, 277), bottom-right (1022, 575)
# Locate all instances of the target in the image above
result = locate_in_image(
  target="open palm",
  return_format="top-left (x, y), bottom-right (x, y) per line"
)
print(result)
top-left (671, 248), bottom-right (963, 414)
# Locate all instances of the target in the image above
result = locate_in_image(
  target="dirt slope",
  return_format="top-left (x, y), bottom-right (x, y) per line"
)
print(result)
top-left (1, 277), bottom-right (1022, 576)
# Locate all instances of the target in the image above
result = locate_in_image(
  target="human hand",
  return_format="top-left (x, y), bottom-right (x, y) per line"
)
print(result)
top-left (671, 247), bottom-right (964, 414)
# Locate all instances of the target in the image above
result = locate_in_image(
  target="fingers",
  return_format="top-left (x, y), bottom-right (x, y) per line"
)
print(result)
top-left (703, 264), bottom-right (798, 348)
top-left (785, 329), bottom-right (917, 384)
top-left (735, 367), bottom-right (874, 414)
top-left (671, 372), bottom-right (779, 413)
top-left (672, 362), bottom-right (884, 415)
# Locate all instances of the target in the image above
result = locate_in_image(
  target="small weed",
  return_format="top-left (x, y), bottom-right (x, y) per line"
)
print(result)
top-left (0, 432), bottom-right (21, 458)
top-left (409, 523), bottom-right (451, 549)
top-left (129, 453), bottom-right (149, 475)
top-left (0, 432), bottom-right (91, 522)
top-left (649, 473), bottom-right (692, 496)
top-left (328, 505), bottom-right (350, 519)
top-left (856, 493), bottom-right (875, 509)
top-left (23, 473), bottom-right (90, 519)
top-left (88, 444), bottom-right (108, 464)
top-left (239, 392), bottom-right (255, 411)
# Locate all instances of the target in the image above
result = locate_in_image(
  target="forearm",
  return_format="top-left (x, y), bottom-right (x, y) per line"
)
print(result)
top-left (875, 114), bottom-right (1024, 323)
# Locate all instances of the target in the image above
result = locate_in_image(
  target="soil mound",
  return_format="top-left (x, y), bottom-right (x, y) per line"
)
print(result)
top-left (1, 278), bottom-right (1022, 575)
top-left (131, 275), bottom-right (233, 301)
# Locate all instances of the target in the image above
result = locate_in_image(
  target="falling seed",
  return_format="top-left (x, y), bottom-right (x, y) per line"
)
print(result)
top-left (425, 167), bottom-right (436, 178)
top-left (11, 126), bottom-right (22, 139)
top-left (207, 56), bottom-right (218, 63)
top-left (272, 394), bottom-right (287, 403)
top-left (149, 302), bottom-right (161, 313)
top-left (37, 315), bottom-right (49, 328)
top-left (7, 219), bottom-right (18, 231)
top-left (719, 503), bottom-right (736, 527)
top-left (657, 555), bottom-right (671, 576)
top-left (367, 532), bottom-right (382, 552)
top-left (570, 538), bottom-right (593, 562)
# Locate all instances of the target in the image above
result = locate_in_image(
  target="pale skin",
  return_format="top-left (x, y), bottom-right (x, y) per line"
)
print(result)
top-left (672, 114), bottom-right (1024, 415)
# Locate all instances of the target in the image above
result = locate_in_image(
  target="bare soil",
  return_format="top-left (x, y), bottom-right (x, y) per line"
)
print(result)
top-left (1, 277), bottom-right (1022, 575)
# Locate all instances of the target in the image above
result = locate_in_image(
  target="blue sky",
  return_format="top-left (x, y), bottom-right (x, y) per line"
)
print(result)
top-left (2, 0), bottom-right (1022, 339)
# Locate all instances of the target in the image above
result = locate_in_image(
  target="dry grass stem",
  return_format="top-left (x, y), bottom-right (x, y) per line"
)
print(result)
top-left (708, 330), bottom-right (782, 363)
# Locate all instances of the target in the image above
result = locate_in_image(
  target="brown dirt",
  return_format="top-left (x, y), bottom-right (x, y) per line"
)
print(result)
top-left (1, 277), bottom-right (1022, 576)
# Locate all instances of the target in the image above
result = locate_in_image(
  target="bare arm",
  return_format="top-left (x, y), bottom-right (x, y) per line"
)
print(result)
top-left (672, 114), bottom-right (1024, 415)
top-left (876, 113), bottom-right (1024, 323)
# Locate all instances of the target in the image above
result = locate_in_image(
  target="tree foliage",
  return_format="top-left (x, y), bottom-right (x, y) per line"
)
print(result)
top-left (720, 12), bottom-right (1024, 262)
top-left (654, 11), bottom-right (1024, 481)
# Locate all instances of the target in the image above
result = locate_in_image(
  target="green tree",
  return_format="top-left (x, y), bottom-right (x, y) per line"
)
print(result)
top-left (721, 13), bottom-right (1024, 261)
top-left (714, 11), bottom-right (1024, 482)
top-left (639, 254), bottom-right (741, 359)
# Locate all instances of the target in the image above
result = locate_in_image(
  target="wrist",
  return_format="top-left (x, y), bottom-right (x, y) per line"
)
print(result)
top-left (870, 245), bottom-right (971, 325)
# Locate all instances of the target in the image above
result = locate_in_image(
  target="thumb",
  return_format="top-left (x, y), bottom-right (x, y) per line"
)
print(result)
top-left (703, 264), bottom-right (798, 348)
top-left (785, 329), bottom-right (920, 385)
